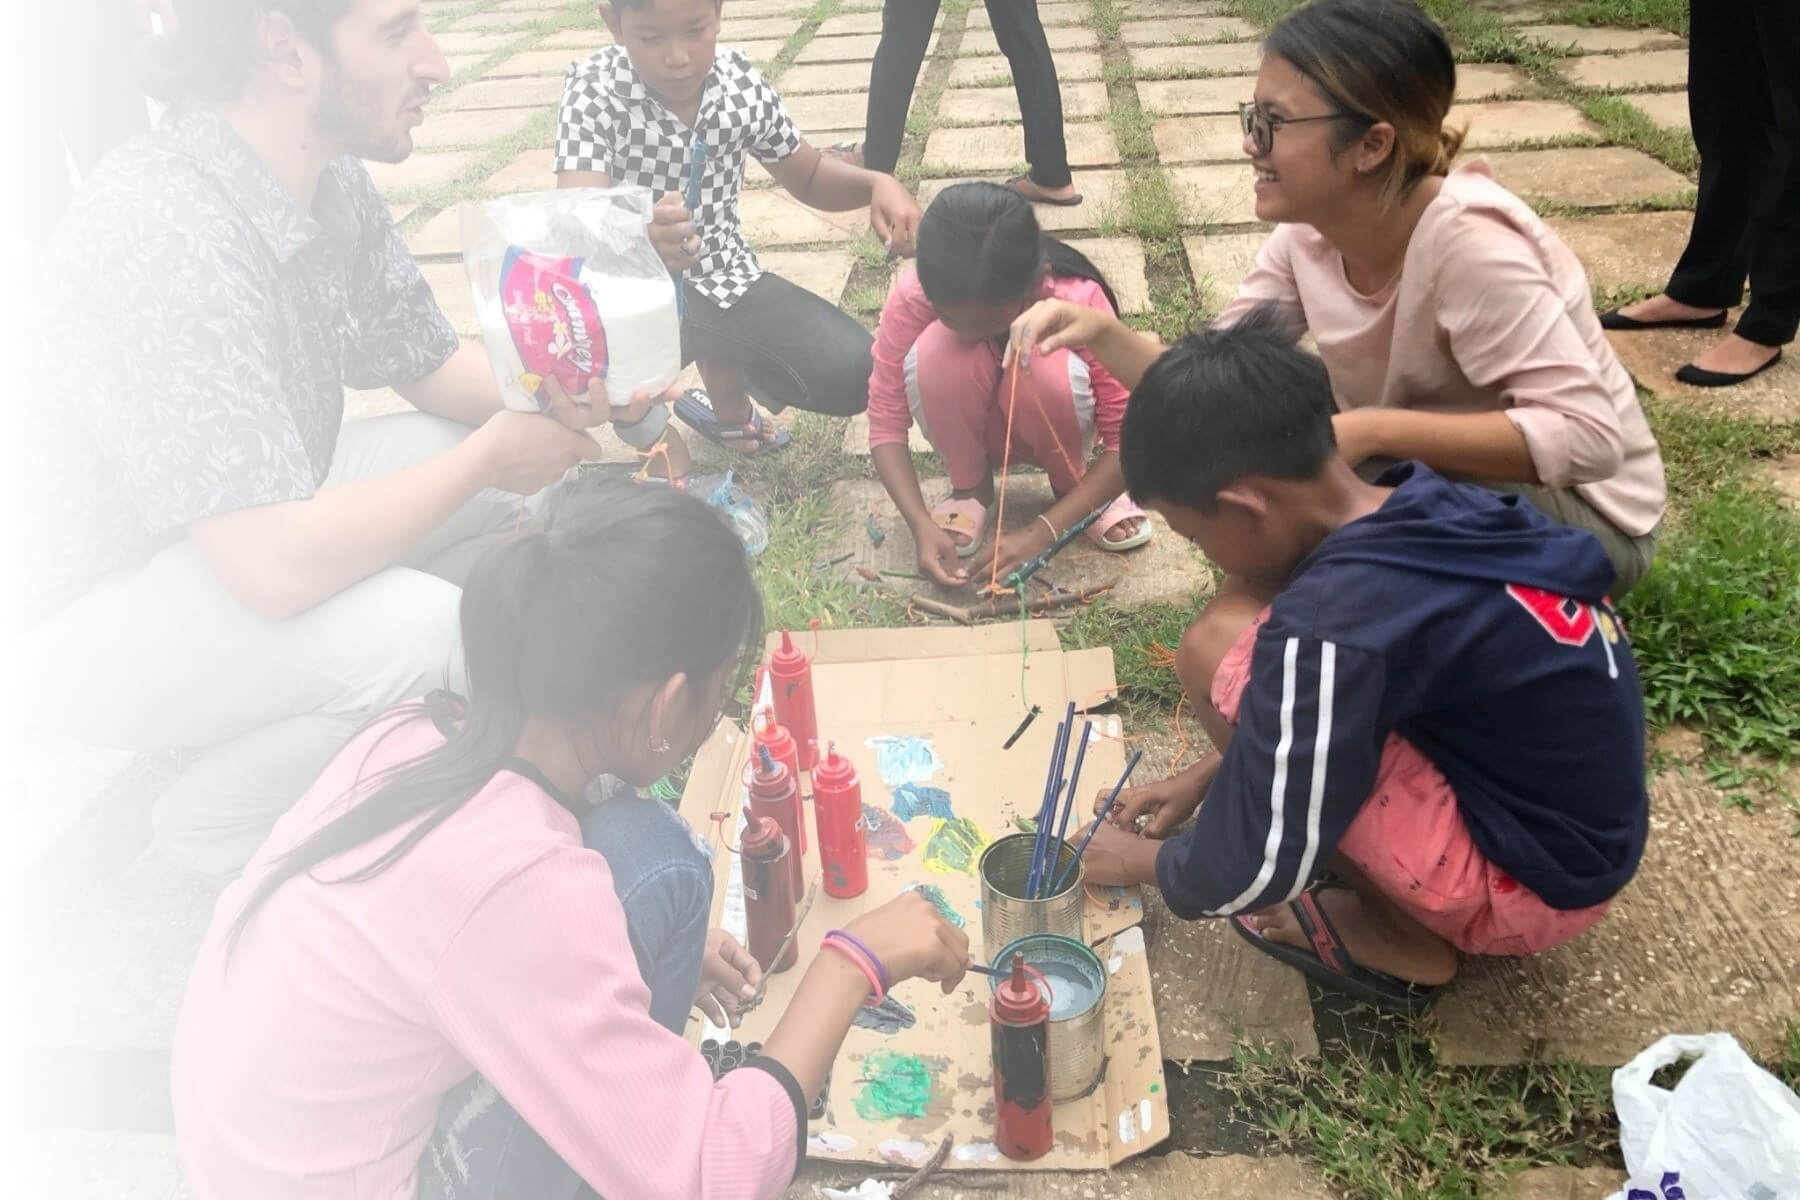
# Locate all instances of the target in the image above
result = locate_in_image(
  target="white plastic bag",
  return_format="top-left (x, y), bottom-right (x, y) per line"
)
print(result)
top-left (462, 187), bottom-right (681, 414)
top-left (1606, 1032), bottom-right (1800, 1200)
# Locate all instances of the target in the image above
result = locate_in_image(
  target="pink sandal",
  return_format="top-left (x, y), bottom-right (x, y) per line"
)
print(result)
top-left (930, 497), bottom-right (992, 559)
top-left (1085, 493), bottom-right (1152, 552)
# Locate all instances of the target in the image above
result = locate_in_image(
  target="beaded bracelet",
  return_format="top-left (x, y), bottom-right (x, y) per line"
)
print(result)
top-left (824, 929), bottom-right (891, 995)
top-left (819, 936), bottom-right (884, 1005)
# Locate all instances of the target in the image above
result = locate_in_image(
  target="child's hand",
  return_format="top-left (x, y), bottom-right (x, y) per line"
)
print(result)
top-left (843, 891), bottom-right (971, 994)
top-left (1101, 774), bottom-right (1204, 839)
top-left (694, 929), bottom-right (762, 1027)
top-left (868, 175), bottom-right (921, 259)
top-left (1003, 299), bottom-right (1113, 370)
top-left (913, 523), bottom-right (971, 588)
top-left (648, 191), bottom-right (700, 271)
top-left (540, 377), bottom-right (677, 431)
top-left (985, 525), bottom-right (1048, 586)
top-left (1068, 817), bottom-right (1160, 886)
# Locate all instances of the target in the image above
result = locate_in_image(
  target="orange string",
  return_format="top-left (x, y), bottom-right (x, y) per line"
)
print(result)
top-left (989, 361), bottom-right (1023, 594)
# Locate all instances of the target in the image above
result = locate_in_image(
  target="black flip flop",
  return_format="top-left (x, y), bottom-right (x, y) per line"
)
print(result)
top-left (1598, 307), bottom-right (1728, 331)
top-left (1675, 347), bottom-right (1783, 388)
top-left (1230, 888), bottom-right (1439, 1015)
top-left (1005, 173), bottom-right (1083, 207)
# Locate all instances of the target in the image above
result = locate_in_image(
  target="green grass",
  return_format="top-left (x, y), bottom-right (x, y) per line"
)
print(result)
top-left (1577, 95), bottom-right (1699, 174)
top-left (1062, 598), bottom-right (1206, 720)
top-left (1547, 0), bottom-right (1687, 35)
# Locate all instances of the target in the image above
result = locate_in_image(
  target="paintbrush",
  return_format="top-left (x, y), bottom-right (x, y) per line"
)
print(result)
top-left (1025, 705), bottom-right (1075, 897)
top-left (965, 962), bottom-right (1005, 978)
top-left (1040, 718), bottom-right (1093, 897)
top-left (1053, 749), bottom-right (1144, 893)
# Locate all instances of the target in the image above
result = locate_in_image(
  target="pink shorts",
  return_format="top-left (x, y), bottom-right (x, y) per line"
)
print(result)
top-left (1211, 610), bottom-right (1611, 957)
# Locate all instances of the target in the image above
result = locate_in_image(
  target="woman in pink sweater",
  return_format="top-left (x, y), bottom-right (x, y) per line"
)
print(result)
top-left (1004, 0), bottom-right (1668, 802)
top-left (171, 481), bottom-right (970, 1200)
top-left (868, 181), bottom-right (1152, 588)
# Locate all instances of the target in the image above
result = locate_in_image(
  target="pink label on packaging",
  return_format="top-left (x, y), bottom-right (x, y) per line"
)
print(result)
top-left (498, 247), bottom-right (610, 407)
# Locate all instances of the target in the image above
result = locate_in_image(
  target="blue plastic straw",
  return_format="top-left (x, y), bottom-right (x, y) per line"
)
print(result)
top-left (1024, 722), bottom-right (1066, 898)
top-left (1053, 749), bottom-right (1144, 894)
top-left (1041, 719), bottom-right (1093, 896)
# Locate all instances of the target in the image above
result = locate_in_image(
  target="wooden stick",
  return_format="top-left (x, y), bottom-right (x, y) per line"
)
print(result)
top-left (893, 1134), bottom-right (954, 1198)
top-left (965, 585), bottom-right (1113, 620)
top-left (906, 594), bottom-right (975, 624)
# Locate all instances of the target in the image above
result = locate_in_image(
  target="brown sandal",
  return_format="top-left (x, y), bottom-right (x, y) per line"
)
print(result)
top-left (1005, 172), bottom-right (1083, 207)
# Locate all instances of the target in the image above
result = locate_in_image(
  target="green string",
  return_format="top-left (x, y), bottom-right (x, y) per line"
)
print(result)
top-left (1016, 578), bottom-right (1031, 703)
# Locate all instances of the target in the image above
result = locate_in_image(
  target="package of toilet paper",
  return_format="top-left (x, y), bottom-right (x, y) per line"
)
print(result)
top-left (462, 187), bottom-right (681, 414)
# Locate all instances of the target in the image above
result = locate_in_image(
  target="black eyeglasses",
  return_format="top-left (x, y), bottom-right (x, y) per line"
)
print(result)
top-left (1238, 101), bottom-right (1360, 157)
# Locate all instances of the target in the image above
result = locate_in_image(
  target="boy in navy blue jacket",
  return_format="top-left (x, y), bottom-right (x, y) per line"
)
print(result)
top-left (1075, 310), bottom-right (1650, 1011)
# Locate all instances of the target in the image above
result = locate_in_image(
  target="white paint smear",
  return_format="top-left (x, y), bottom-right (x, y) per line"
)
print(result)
top-left (878, 1139), bottom-right (931, 1165)
top-left (1110, 925), bottom-right (1146, 958)
top-left (1139, 1098), bottom-right (1153, 1133)
top-left (1117, 1107), bottom-right (1138, 1144)
top-left (809, 1131), bottom-right (857, 1154)
top-left (954, 1142), bottom-right (1002, 1163)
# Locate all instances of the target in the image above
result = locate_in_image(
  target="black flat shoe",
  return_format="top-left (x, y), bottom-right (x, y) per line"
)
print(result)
top-left (1599, 307), bottom-right (1728, 331)
top-left (1675, 348), bottom-right (1784, 388)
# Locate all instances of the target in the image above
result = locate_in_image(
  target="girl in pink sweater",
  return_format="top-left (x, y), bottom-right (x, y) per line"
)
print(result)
top-left (868, 181), bottom-right (1151, 588)
top-left (172, 481), bottom-right (970, 1200)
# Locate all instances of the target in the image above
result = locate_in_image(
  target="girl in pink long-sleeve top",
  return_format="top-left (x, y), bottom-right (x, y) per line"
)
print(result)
top-left (868, 181), bottom-right (1152, 589)
top-left (171, 481), bottom-right (970, 1200)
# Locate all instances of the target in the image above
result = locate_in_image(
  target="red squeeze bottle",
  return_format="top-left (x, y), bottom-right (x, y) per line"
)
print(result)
top-left (740, 810), bottom-right (799, 974)
top-left (991, 953), bottom-right (1053, 1161)
top-left (769, 631), bottom-right (820, 772)
top-left (753, 713), bottom-right (806, 857)
top-left (810, 742), bottom-right (868, 899)
top-left (746, 744), bottom-right (805, 893)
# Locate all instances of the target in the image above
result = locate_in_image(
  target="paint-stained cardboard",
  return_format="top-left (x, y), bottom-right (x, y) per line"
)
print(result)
top-left (678, 623), bottom-right (1169, 1171)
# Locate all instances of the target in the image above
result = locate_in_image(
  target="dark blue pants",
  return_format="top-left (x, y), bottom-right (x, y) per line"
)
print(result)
top-left (417, 789), bottom-right (714, 1200)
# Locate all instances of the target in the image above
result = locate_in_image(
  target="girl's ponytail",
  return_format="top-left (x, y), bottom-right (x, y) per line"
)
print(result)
top-left (917, 181), bottom-right (1117, 313)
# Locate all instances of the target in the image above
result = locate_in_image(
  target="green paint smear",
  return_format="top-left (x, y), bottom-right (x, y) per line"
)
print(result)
top-left (854, 1049), bottom-right (935, 1120)
top-left (1014, 815), bottom-right (1037, 834)
top-left (921, 816), bottom-right (987, 876)
top-left (1150, 1083), bottom-right (1161, 1094)
top-left (903, 882), bottom-right (966, 928)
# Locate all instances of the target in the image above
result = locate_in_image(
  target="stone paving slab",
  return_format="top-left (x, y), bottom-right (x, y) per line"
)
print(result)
top-left (841, 412), bottom-right (933, 455)
top-left (1517, 22), bottom-right (1685, 54)
top-left (737, 188), bottom-right (858, 243)
top-left (959, 24), bottom-right (1099, 57)
top-left (406, 202), bottom-right (471, 259)
top-left (1144, 890), bottom-right (1320, 1062)
top-left (948, 51), bottom-right (1104, 87)
top-left (968, 1), bottom-right (1089, 27)
top-left (447, 10), bottom-right (543, 30)
top-left (1136, 74), bottom-right (1260, 116)
top-left (1063, 237), bottom-right (1151, 315)
top-left (493, 0), bottom-right (578, 11)
top-left (364, 149), bottom-right (477, 198)
top-left (822, 475), bottom-right (1213, 612)
top-left (438, 74), bottom-right (564, 111)
top-left (1506, 1166), bottom-right (1630, 1200)
top-left (726, 0), bottom-right (817, 15)
top-left (756, 247), bottom-right (856, 305)
top-left (1456, 63), bottom-right (1539, 101)
top-left (1605, 319), bottom-right (1800, 422)
top-left (430, 29), bottom-right (516, 55)
top-left (940, 80), bottom-right (1111, 124)
top-left (922, 122), bottom-right (1120, 172)
top-left (23, 1132), bottom-right (189, 1200)
top-left (422, 261), bottom-right (482, 335)
top-left (781, 90), bottom-right (872, 133)
top-left (1628, 89), bottom-right (1690, 130)
top-left (1453, 98), bottom-right (1601, 149)
top-left (1169, 164), bottom-right (1257, 227)
top-left (1152, 114), bottom-right (1248, 164)
top-left (728, 38), bottom-right (790, 64)
top-left (389, 202), bottom-right (418, 225)
top-left (445, 53), bottom-right (489, 76)
top-left (1182, 231), bottom-right (1265, 313)
top-left (537, 27), bottom-right (614, 50)
top-left (1559, 48), bottom-right (1689, 91)
top-left (1119, 16), bottom-right (1260, 44)
top-left (812, 10), bottom-right (886, 36)
top-left (412, 105), bottom-right (540, 152)
top-left (920, 169), bottom-right (1128, 232)
top-left (796, 32), bottom-right (938, 65)
top-left (1115, 0), bottom-right (1236, 17)
top-left (480, 146), bottom-right (554, 195)
top-left (1544, 209), bottom-right (1692, 294)
top-left (489, 47), bottom-right (583, 77)
top-left (786, 1150), bottom-right (1335, 1199)
top-left (778, 60), bottom-right (919, 94)
top-left (1433, 774), bottom-right (1800, 1065)
top-left (1484, 146), bottom-right (1691, 209)
top-left (1127, 41), bottom-right (1264, 79)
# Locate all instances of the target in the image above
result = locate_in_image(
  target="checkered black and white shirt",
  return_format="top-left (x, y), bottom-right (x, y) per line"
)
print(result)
top-left (555, 46), bottom-right (802, 309)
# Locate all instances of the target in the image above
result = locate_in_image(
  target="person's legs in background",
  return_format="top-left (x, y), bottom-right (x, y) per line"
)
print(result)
top-left (418, 793), bottom-right (714, 1200)
top-left (15, 414), bottom-right (516, 876)
top-left (983, 0), bottom-right (1075, 202)
top-left (859, 0), bottom-right (944, 172)
top-left (1735, 0), bottom-right (1800, 354)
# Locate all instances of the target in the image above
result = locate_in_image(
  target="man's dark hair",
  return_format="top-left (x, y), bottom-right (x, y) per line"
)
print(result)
top-left (1120, 305), bottom-right (1338, 514)
top-left (146, 0), bottom-right (353, 103)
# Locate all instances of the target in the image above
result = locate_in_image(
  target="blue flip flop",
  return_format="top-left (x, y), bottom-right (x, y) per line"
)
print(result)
top-left (673, 389), bottom-right (791, 454)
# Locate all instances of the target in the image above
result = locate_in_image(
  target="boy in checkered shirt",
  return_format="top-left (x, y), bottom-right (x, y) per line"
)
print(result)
top-left (557, 0), bottom-right (920, 464)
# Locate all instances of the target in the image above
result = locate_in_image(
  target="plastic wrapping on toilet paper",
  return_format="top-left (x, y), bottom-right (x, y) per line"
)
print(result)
top-left (462, 188), bottom-right (681, 413)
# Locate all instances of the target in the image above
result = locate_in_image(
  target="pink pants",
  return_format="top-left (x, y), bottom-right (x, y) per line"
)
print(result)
top-left (1213, 609), bottom-right (1613, 957)
top-left (903, 321), bottom-right (1099, 495)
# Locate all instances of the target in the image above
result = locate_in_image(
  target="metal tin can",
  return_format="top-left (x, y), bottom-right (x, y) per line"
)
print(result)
top-left (988, 933), bottom-right (1108, 1102)
top-left (978, 832), bottom-right (1083, 955)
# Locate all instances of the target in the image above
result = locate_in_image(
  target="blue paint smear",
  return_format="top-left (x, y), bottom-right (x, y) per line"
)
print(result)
top-left (890, 782), bottom-right (954, 822)
top-left (865, 735), bottom-right (943, 787)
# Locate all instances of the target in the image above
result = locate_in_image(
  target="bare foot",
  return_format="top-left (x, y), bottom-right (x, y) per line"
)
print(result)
top-left (1617, 294), bottom-right (1725, 323)
top-left (1242, 887), bottom-right (1458, 986)
top-left (1685, 332), bottom-right (1782, 377)
top-left (1100, 516), bottom-right (1145, 544)
top-left (951, 477), bottom-right (997, 509)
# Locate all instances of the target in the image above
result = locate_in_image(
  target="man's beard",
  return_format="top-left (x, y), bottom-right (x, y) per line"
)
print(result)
top-left (314, 54), bottom-right (419, 164)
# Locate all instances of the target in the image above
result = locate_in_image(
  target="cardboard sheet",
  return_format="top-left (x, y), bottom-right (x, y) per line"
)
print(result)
top-left (678, 625), bottom-right (1168, 1171)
